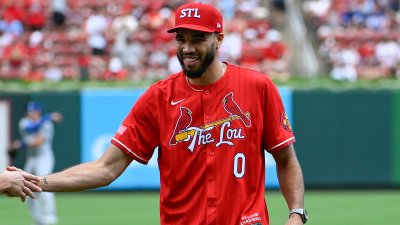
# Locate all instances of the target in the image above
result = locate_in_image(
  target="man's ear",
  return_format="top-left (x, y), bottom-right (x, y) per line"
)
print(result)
top-left (216, 33), bottom-right (224, 49)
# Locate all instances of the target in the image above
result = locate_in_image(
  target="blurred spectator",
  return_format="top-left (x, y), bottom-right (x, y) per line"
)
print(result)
top-left (303, 0), bottom-right (331, 31)
top-left (0, 29), bottom-right (13, 57)
top-left (0, 7), bottom-right (24, 37)
top-left (311, 0), bottom-right (400, 79)
top-left (358, 40), bottom-right (376, 66)
top-left (140, 2), bottom-right (166, 30)
top-left (330, 60), bottom-right (358, 81)
top-left (120, 36), bottom-right (145, 76)
top-left (303, 0), bottom-right (331, 18)
top-left (28, 30), bottom-right (44, 54)
top-left (241, 27), bottom-right (263, 70)
top-left (262, 29), bottom-right (290, 80)
top-left (2, 0), bottom-right (24, 23)
top-left (329, 43), bottom-right (360, 81)
top-left (25, 64), bottom-right (44, 82)
top-left (111, 4), bottom-right (139, 57)
top-left (85, 6), bottom-right (108, 56)
top-left (264, 30), bottom-right (287, 56)
top-left (0, 0), bottom-right (292, 82)
top-left (148, 44), bottom-right (169, 69)
top-left (217, 0), bottom-right (237, 20)
top-left (364, 4), bottom-right (391, 31)
top-left (77, 48), bottom-right (91, 81)
top-left (375, 35), bottom-right (400, 77)
top-left (88, 56), bottom-right (107, 80)
top-left (356, 39), bottom-right (388, 78)
top-left (103, 57), bottom-right (128, 81)
top-left (25, 2), bottom-right (46, 31)
top-left (217, 0), bottom-right (236, 21)
top-left (237, 0), bottom-right (261, 14)
top-left (168, 53), bottom-right (181, 74)
top-left (1, 37), bottom-right (30, 79)
top-left (220, 24), bottom-right (243, 62)
top-left (50, 0), bottom-right (68, 28)
top-left (62, 64), bottom-right (79, 80)
top-left (43, 60), bottom-right (63, 82)
top-left (148, 6), bottom-right (174, 46)
top-left (144, 63), bottom-right (169, 82)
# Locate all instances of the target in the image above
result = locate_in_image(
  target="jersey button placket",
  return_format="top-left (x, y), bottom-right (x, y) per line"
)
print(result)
top-left (207, 198), bottom-right (216, 207)
top-left (203, 88), bottom-right (217, 224)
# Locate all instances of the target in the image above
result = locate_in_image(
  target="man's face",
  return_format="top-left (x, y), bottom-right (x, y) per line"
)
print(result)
top-left (27, 110), bottom-right (41, 121)
top-left (175, 29), bottom-right (218, 79)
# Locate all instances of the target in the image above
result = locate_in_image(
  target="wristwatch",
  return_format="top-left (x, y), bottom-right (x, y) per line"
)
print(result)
top-left (289, 208), bottom-right (309, 224)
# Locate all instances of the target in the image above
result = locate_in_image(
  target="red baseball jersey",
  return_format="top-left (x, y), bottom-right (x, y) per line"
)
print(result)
top-left (112, 63), bottom-right (295, 225)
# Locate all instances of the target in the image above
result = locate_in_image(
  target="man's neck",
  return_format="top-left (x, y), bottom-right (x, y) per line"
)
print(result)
top-left (187, 61), bottom-right (226, 86)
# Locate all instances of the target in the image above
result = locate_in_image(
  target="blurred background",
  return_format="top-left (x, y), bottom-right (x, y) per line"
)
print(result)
top-left (0, 0), bottom-right (400, 224)
top-left (1, 0), bottom-right (400, 83)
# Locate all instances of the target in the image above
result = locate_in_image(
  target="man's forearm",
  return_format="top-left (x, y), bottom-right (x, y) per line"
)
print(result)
top-left (276, 155), bottom-right (305, 209)
top-left (39, 161), bottom-right (115, 192)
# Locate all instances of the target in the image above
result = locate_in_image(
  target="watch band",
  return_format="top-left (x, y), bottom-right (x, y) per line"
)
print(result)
top-left (289, 208), bottom-right (308, 224)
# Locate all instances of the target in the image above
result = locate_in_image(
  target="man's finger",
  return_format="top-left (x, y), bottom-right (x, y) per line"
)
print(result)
top-left (20, 195), bottom-right (26, 202)
top-left (22, 185), bottom-right (35, 200)
top-left (6, 166), bottom-right (20, 172)
top-left (17, 189), bottom-right (26, 202)
top-left (24, 180), bottom-right (42, 192)
top-left (22, 172), bottom-right (40, 182)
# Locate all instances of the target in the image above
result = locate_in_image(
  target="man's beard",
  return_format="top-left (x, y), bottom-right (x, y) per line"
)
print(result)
top-left (177, 43), bottom-right (216, 79)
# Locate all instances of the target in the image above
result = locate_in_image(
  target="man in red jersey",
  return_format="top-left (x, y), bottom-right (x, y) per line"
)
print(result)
top-left (9, 2), bottom-right (307, 225)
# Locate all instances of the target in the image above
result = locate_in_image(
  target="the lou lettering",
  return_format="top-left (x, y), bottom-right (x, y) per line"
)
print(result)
top-left (216, 122), bottom-right (245, 147)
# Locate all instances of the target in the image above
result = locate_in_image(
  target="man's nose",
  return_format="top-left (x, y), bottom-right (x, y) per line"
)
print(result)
top-left (182, 43), bottom-right (195, 54)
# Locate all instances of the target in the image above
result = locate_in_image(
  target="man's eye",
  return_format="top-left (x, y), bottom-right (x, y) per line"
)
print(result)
top-left (193, 39), bottom-right (204, 42)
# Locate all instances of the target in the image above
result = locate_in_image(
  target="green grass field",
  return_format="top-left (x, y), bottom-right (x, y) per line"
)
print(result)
top-left (1, 190), bottom-right (399, 225)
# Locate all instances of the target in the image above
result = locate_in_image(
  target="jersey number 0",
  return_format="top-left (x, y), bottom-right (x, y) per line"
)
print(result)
top-left (233, 153), bottom-right (246, 178)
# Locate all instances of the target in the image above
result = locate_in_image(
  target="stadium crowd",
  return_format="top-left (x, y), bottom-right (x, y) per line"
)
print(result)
top-left (303, 0), bottom-right (400, 80)
top-left (0, 0), bottom-right (289, 82)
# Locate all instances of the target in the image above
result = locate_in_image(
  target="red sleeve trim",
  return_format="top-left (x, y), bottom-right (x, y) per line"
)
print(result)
top-left (111, 138), bottom-right (149, 165)
top-left (267, 137), bottom-right (296, 152)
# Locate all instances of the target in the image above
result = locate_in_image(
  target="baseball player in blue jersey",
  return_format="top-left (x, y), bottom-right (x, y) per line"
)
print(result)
top-left (11, 102), bottom-right (62, 225)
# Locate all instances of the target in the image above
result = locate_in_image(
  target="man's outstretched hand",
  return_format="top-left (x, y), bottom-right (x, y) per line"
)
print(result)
top-left (2, 166), bottom-right (42, 202)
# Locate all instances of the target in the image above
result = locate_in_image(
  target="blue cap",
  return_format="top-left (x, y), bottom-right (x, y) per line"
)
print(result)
top-left (27, 101), bottom-right (43, 113)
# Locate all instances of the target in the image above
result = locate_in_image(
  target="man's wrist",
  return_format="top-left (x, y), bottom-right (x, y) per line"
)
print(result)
top-left (289, 212), bottom-right (303, 221)
top-left (39, 176), bottom-right (48, 189)
top-left (289, 208), bottom-right (308, 224)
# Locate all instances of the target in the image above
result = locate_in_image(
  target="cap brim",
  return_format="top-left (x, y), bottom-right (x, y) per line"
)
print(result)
top-left (167, 24), bottom-right (215, 33)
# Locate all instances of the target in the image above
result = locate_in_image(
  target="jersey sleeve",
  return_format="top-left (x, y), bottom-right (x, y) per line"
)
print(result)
top-left (263, 77), bottom-right (295, 152)
top-left (111, 86), bottom-right (160, 164)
